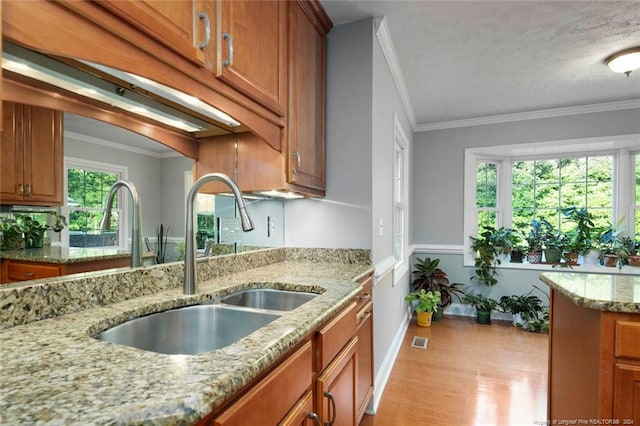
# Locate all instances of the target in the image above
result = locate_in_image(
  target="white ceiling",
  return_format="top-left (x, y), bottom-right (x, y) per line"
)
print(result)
top-left (320, 0), bottom-right (640, 128)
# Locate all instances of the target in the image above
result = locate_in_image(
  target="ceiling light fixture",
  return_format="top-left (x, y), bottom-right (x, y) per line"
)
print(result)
top-left (605, 47), bottom-right (640, 77)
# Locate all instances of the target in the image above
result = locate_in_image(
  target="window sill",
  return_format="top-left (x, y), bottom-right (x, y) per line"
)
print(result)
top-left (475, 260), bottom-right (640, 275)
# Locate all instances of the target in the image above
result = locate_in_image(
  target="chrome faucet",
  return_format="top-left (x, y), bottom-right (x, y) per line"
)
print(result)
top-left (184, 173), bottom-right (254, 294)
top-left (100, 180), bottom-right (143, 268)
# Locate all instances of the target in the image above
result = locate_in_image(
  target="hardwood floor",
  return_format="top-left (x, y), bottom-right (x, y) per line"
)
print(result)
top-left (360, 316), bottom-right (548, 426)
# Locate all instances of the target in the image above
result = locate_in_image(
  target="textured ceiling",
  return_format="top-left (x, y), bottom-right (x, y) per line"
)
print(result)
top-left (321, 0), bottom-right (640, 125)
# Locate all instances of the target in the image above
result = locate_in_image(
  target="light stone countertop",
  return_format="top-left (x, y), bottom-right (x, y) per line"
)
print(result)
top-left (0, 256), bottom-right (373, 425)
top-left (0, 246), bottom-right (133, 264)
top-left (540, 271), bottom-right (640, 313)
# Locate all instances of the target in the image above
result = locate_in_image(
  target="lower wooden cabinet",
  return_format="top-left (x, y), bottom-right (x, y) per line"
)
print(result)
top-left (356, 301), bottom-right (373, 423)
top-left (613, 363), bottom-right (640, 423)
top-left (316, 336), bottom-right (358, 426)
top-left (211, 341), bottom-right (313, 426)
top-left (280, 391), bottom-right (317, 426)
top-left (0, 258), bottom-right (130, 284)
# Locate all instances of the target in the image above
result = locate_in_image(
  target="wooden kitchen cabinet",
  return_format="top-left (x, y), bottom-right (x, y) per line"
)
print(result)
top-left (355, 274), bottom-right (374, 423)
top-left (316, 336), bottom-right (358, 426)
top-left (210, 341), bottom-right (313, 426)
top-left (1, 102), bottom-right (63, 206)
top-left (279, 391), bottom-right (317, 426)
top-left (548, 289), bottom-right (640, 422)
top-left (287, 1), bottom-right (331, 193)
top-left (0, 257), bottom-right (131, 284)
top-left (95, 0), bottom-right (209, 66)
top-left (217, 0), bottom-right (288, 116)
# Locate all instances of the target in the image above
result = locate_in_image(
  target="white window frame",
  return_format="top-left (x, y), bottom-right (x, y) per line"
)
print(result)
top-left (393, 116), bottom-right (410, 277)
top-left (62, 157), bottom-right (128, 249)
top-left (463, 134), bottom-right (640, 267)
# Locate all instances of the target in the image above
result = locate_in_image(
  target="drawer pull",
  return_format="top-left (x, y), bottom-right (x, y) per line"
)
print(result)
top-left (223, 32), bottom-right (234, 67)
top-left (358, 293), bottom-right (371, 301)
top-left (359, 310), bottom-right (372, 321)
top-left (323, 391), bottom-right (336, 426)
top-left (308, 412), bottom-right (321, 426)
top-left (23, 272), bottom-right (35, 277)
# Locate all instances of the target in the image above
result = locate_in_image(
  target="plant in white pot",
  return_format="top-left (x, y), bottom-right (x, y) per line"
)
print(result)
top-left (405, 289), bottom-right (441, 327)
top-left (499, 290), bottom-right (543, 330)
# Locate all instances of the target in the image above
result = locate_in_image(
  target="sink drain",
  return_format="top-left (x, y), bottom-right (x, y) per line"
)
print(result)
top-left (411, 336), bottom-right (428, 349)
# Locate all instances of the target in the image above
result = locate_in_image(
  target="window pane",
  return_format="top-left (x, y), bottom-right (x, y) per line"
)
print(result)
top-left (478, 211), bottom-right (496, 232)
top-left (476, 162), bottom-right (497, 208)
top-left (560, 157), bottom-right (585, 183)
top-left (560, 183), bottom-right (586, 209)
top-left (535, 160), bottom-right (559, 183)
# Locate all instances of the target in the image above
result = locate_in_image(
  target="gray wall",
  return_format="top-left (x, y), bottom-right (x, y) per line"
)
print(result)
top-left (412, 107), bottom-right (640, 301)
top-left (160, 156), bottom-right (194, 237)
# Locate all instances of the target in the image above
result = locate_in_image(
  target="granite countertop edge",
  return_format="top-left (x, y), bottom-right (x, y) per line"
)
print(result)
top-left (539, 272), bottom-right (640, 314)
top-left (0, 260), bottom-right (374, 425)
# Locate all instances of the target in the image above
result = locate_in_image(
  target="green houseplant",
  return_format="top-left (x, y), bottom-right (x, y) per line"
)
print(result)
top-left (499, 290), bottom-right (543, 329)
top-left (562, 207), bottom-right (596, 264)
top-left (463, 294), bottom-right (498, 325)
top-left (0, 217), bottom-right (25, 250)
top-left (598, 224), bottom-right (631, 268)
top-left (405, 289), bottom-right (441, 327)
top-left (524, 219), bottom-right (550, 264)
top-left (470, 226), bottom-right (515, 287)
top-left (10, 213), bottom-right (67, 249)
top-left (410, 257), bottom-right (465, 320)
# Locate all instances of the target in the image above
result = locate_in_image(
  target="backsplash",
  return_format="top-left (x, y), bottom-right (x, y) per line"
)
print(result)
top-left (0, 247), bottom-right (371, 328)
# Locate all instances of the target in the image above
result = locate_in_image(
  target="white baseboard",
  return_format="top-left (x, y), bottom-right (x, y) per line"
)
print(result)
top-left (446, 303), bottom-right (512, 321)
top-left (366, 309), bottom-right (411, 414)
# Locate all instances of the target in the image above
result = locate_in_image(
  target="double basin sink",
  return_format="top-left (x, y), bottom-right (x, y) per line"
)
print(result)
top-left (94, 288), bottom-right (317, 355)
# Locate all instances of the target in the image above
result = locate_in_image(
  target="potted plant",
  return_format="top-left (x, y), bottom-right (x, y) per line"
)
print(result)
top-left (542, 223), bottom-right (568, 264)
top-left (499, 290), bottom-right (543, 329)
top-left (470, 226), bottom-right (514, 286)
top-left (598, 225), bottom-right (631, 268)
top-left (463, 294), bottom-right (498, 325)
top-left (629, 240), bottom-right (640, 267)
top-left (0, 217), bottom-right (25, 250)
top-left (525, 219), bottom-right (549, 264)
top-left (410, 257), bottom-right (465, 320)
top-left (405, 289), bottom-right (441, 327)
top-left (15, 213), bottom-right (67, 249)
top-left (562, 207), bottom-right (596, 265)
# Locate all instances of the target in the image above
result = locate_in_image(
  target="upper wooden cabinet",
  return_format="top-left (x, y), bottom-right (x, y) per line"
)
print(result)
top-left (1, 102), bottom-right (63, 206)
top-left (95, 0), bottom-right (210, 66)
top-left (287, 1), bottom-right (331, 192)
top-left (216, 0), bottom-right (288, 116)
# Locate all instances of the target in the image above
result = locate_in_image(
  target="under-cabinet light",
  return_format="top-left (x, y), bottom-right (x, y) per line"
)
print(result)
top-left (84, 62), bottom-right (241, 127)
top-left (2, 49), bottom-right (211, 133)
top-left (257, 190), bottom-right (304, 199)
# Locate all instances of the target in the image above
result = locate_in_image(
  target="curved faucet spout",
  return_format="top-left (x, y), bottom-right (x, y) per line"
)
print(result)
top-left (184, 173), bottom-right (254, 294)
top-left (101, 180), bottom-right (143, 268)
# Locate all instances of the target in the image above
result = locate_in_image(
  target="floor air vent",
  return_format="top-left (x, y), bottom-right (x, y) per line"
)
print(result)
top-left (411, 336), bottom-right (428, 349)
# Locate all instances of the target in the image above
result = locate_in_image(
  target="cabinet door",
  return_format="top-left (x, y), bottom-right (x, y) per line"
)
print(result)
top-left (614, 363), bottom-right (640, 424)
top-left (218, 0), bottom-right (287, 115)
top-left (23, 105), bottom-right (63, 205)
top-left (356, 303), bottom-right (373, 423)
top-left (0, 102), bottom-right (24, 203)
top-left (96, 0), bottom-right (208, 66)
top-left (279, 391), bottom-right (318, 426)
top-left (316, 337), bottom-right (358, 426)
top-left (287, 1), bottom-right (326, 192)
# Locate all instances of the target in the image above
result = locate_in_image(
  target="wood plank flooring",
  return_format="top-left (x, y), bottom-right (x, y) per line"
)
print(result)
top-left (360, 316), bottom-right (548, 426)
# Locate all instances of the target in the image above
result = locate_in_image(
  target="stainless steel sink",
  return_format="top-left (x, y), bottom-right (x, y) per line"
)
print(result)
top-left (94, 305), bottom-right (280, 355)
top-left (220, 288), bottom-right (317, 311)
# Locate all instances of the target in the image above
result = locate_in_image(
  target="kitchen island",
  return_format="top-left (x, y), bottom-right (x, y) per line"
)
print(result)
top-left (0, 248), bottom-right (372, 424)
top-left (540, 272), bottom-right (640, 424)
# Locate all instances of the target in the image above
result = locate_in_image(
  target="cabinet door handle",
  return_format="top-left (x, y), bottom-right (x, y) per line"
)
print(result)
top-left (323, 391), bottom-right (336, 426)
top-left (223, 32), bottom-right (234, 67)
top-left (26, 184), bottom-right (31, 197)
top-left (308, 412), bottom-right (321, 426)
top-left (359, 293), bottom-right (371, 301)
top-left (292, 151), bottom-right (301, 174)
top-left (23, 272), bottom-right (35, 277)
top-left (19, 184), bottom-right (24, 197)
top-left (197, 12), bottom-right (211, 49)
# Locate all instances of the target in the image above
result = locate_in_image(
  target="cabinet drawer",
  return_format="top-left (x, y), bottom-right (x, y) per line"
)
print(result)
top-left (355, 275), bottom-right (372, 312)
top-left (279, 390), bottom-right (315, 426)
top-left (5, 261), bottom-right (61, 282)
top-left (357, 301), bottom-right (373, 328)
top-left (316, 302), bottom-right (356, 372)
top-left (213, 341), bottom-right (312, 426)
top-left (615, 321), bottom-right (640, 360)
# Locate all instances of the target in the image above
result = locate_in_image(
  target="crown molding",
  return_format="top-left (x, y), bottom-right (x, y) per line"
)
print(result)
top-left (374, 17), bottom-right (417, 131)
top-left (416, 99), bottom-right (640, 132)
top-left (64, 130), bottom-right (181, 159)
